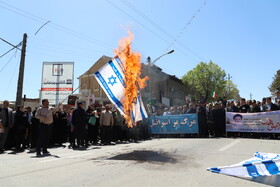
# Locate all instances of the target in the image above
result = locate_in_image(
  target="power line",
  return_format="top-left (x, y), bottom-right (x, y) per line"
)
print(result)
top-left (27, 45), bottom-right (103, 60)
top-left (0, 1), bottom-right (114, 50)
top-left (0, 50), bottom-right (17, 73)
top-left (106, 0), bottom-right (202, 61)
top-left (0, 1), bottom-right (205, 61)
top-left (27, 38), bottom-right (112, 58)
top-left (1, 53), bottom-right (20, 99)
top-left (28, 37), bottom-right (112, 54)
top-left (120, 0), bottom-right (205, 61)
top-left (28, 51), bottom-right (94, 61)
top-left (0, 37), bottom-right (22, 51)
top-left (121, 0), bottom-right (174, 39)
top-left (164, 0), bottom-right (207, 53)
top-left (0, 3), bottom-right (42, 23)
top-left (46, 23), bottom-right (114, 50)
top-left (0, 42), bottom-right (22, 59)
top-left (105, 0), bottom-right (170, 44)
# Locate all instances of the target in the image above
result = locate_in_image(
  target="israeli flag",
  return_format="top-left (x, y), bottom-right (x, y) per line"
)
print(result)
top-left (94, 58), bottom-right (148, 123)
top-left (208, 152), bottom-right (280, 178)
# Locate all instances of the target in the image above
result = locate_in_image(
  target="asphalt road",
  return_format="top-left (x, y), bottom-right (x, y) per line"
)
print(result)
top-left (1, 138), bottom-right (280, 187)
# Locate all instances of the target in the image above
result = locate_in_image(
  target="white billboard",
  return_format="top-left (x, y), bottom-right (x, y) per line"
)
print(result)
top-left (40, 62), bottom-right (74, 105)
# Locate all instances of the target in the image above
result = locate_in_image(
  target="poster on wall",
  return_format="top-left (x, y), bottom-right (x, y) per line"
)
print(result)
top-left (40, 62), bottom-right (74, 105)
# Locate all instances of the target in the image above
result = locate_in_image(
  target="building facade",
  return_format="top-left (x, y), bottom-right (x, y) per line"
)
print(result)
top-left (78, 55), bottom-right (189, 108)
top-left (78, 56), bottom-right (112, 107)
top-left (141, 63), bottom-right (189, 106)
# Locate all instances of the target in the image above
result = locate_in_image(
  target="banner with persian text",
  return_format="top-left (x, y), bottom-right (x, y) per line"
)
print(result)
top-left (149, 114), bottom-right (199, 134)
top-left (40, 62), bottom-right (74, 105)
top-left (226, 111), bottom-right (280, 133)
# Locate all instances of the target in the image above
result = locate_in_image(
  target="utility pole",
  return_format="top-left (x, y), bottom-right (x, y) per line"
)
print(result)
top-left (16, 33), bottom-right (27, 106)
top-left (250, 93), bottom-right (253, 100)
top-left (147, 56), bottom-right (151, 66)
top-left (146, 57), bottom-right (151, 96)
top-left (227, 73), bottom-right (232, 98)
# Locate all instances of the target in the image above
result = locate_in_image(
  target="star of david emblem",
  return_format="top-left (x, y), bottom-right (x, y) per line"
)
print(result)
top-left (108, 75), bottom-right (117, 86)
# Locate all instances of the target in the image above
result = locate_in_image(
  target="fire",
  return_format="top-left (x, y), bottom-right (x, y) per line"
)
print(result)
top-left (114, 31), bottom-right (148, 127)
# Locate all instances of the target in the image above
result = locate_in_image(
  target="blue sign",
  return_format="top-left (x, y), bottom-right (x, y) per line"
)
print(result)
top-left (149, 114), bottom-right (199, 134)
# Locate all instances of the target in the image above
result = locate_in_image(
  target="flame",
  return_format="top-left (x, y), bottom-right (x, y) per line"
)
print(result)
top-left (114, 31), bottom-right (148, 127)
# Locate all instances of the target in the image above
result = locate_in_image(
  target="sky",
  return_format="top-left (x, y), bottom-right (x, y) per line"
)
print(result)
top-left (0, 0), bottom-right (279, 102)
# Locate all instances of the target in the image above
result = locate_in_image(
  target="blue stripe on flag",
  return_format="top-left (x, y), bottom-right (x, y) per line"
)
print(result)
top-left (108, 60), bottom-right (125, 87)
top-left (131, 111), bottom-right (135, 123)
top-left (210, 167), bottom-right (221, 173)
top-left (95, 71), bottom-right (124, 112)
top-left (114, 58), bottom-right (125, 73)
top-left (243, 163), bottom-right (261, 177)
top-left (115, 57), bottom-right (123, 67)
top-left (262, 160), bottom-right (280, 175)
top-left (138, 91), bottom-right (147, 119)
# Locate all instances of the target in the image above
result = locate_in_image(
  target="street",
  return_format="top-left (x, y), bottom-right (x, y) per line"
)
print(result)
top-left (1, 138), bottom-right (280, 187)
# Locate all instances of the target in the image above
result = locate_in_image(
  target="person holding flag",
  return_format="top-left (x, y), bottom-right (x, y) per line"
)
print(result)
top-left (35, 99), bottom-right (61, 156)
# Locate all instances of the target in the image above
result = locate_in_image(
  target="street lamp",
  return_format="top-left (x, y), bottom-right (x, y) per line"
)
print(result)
top-left (146, 49), bottom-right (175, 105)
top-left (149, 50), bottom-right (174, 65)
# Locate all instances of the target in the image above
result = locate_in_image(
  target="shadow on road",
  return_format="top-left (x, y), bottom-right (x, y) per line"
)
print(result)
top-left (107, 150), bottom-right (177, 164)
top-left (30, 154), bottom-right (60, 159)
top-left (71, 146), bottom-right (101, 151)
top-left (244, 175), bottom-right (280, 187)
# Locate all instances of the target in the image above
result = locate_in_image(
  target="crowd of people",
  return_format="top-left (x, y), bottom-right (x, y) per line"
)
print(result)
top-left (0, 96), bottom-right (279, 155)
top-left (148, 97), bottom-right (280, 138)
top-left (0, 99), bottom-right (149, 155)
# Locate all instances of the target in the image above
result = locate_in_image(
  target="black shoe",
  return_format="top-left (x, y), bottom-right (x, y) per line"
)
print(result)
top-left (43, 150), bottom-right (50, 154)
top-left (16, 148), bottom-right (24, 152)
top-left (36, 152), bottom-right (42, 157)
top-left (0, 149), bottom-right (4, 154)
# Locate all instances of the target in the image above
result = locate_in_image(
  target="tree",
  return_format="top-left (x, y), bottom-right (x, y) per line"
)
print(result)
top-left (182, 61), bottom-right (229, 102)
top-left (269, 70), bottom-right (280, 94)
top-left (225, 80), bottom-right (240, 101)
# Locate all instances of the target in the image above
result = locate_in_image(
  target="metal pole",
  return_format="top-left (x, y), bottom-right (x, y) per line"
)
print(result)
top-left (150, 50), bottom-right (174, 65)
top-left (15, 33), bottom-right (27, 106)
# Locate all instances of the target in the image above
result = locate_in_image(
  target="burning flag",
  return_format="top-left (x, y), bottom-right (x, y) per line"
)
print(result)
top-left (208, 152), bottom-right (280, 178)
top-left (94, 32), bottom-right (148, 127)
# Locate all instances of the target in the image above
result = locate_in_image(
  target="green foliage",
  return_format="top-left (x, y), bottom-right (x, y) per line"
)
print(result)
top-left (269, 70), bottom-right (280, 93)
top-left (225, 80), bottom-right (240, 100)
top-left (182, 61), bottom-right (237, 102)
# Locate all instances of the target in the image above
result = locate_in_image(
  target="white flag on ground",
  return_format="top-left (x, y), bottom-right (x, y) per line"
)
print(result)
top-left (207, 152), bottom-right (280, 177)
top-left (94, 58), bottom-right (148, 123)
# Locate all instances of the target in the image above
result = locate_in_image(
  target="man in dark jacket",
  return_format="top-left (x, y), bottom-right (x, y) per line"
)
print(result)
top-left (227, 101), bottom-right (239, 112)
top-left (0, 100), bottom-right (14, 154)
top-left (266, 97), bottom-right (279, 111)
top-left (197, 101), bottom-right (208, 138)
top-left (250, 100), bottom-right (261, 113)
top-left (239, 98), bottom-right (250, 113)
top-left (207, 104), bottom-right (215, 137)
top-left (31, 108), bottom-right (39, 149)
top-left (72, 102), bottom-right (88, 147)
top-left (14, 106), bottom-right (28, 152)
top-left (213, 103), bottom-right (226, 137)
top-left (186, 103), bottom-right (196, 114)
